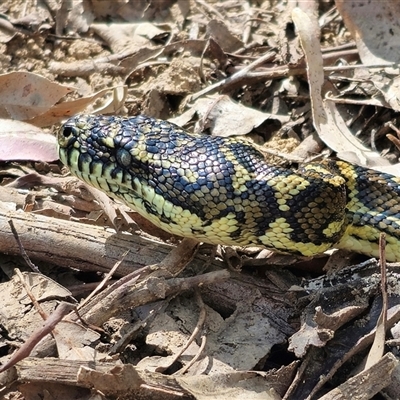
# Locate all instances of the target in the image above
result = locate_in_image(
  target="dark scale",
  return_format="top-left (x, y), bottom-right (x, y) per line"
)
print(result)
top-left (227, 141), bottom-right (265, 174)
top-left (285, 168), bottom-right (347, 245)
top-left (110, 166), bottom-right (122, 180)
top-left (78, 152), bottom-right (92, 173)
top-left (115, 130), bottom-right (138, 148)
top-left (234, 181), bottom-right (280, 239)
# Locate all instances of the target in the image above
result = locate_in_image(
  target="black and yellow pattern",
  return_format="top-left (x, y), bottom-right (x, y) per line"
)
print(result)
top-left (58, 114), bottom-right (400, 261)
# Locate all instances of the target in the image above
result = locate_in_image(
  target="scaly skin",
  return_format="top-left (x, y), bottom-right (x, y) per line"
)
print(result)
top-left (57, 114), bottom-right (400, 261)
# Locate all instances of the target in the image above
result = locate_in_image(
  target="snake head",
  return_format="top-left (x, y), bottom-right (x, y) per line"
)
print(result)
top-left (59, 113), bottom-right (147, 170)
top-left (58, 114), bottom-right (139, 194)
top-left (58, 114), bottom-right (118, 168)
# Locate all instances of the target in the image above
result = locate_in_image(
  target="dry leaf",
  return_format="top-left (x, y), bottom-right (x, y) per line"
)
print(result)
top-left (364, 256), bottom-right (388, 370)
top-left (326, 67), bottom-right (400, 112)
top-left (52, 321), bottom-right (101, 360)
top-left (91, 22), bottom-right (169, 53)
top-left (292, 8), bottom-right (400, 175)
top-left (170, 95), bottom-right (289, 137)
top-left (318, 353), bottom-right (398, 400)
top-left (0, 17), bottom-right (17, 43)
top-left (0, 274), bottom-right (71, 343)
top-left (177, 371), bottom-right (283, 400)
top-left (371, 69), bottom-right (400, 112)
top-left (0, 72), bottom-right (73, 121)
top-left (57, 0), bottom-right (94, 34)
top-left (0, 119), bottom-right (57, 162)
top-left (206, 20), bottom-right (243, 53)
top-left (145, 295), bottom-right (286, 372)
top-left (330, 0), bottom-right (400, 113)
top-left (336, 0), bottom-right (400, 65)
top-left (28, 86), bottom-right (127, 127)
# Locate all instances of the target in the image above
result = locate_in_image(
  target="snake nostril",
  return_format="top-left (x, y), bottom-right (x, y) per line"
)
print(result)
top-left (62, 125), bottom-right (76, 138)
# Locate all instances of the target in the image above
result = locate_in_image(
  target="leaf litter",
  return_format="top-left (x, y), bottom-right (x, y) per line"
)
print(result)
top-left (1, 1), bottom-right (400, 399)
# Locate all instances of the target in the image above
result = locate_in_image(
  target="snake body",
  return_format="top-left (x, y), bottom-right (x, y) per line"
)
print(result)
top-left (58, 114), bottom-right (400, 261)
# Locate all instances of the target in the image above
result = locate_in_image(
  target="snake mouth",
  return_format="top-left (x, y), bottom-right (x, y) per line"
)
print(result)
top-left (58, 134), bottom-right (75, 168)
top-left (57, 132), bottom-right (84, 178)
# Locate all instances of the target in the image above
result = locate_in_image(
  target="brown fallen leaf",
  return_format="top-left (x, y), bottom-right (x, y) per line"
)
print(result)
top-left (0, 302), bottom-right (75, 373)
top-left (0, 119), bottom-right (57, 161)
top-left (0, 71), bottom-right (73, 121)
top-left (91, 22), bottom-right (170, 53)
top-left (170, 94), bottom-right (289, 138)
top-left (364, 234), bottom-right (388, 371)
top-left (28, 86), bottom-right (127, 127)
top-left (206, 19), bottom-right (243, 53)
top-left (336, 0), bottom-right (400, 65)
top-left (292, 7), bottom-right (400, 175)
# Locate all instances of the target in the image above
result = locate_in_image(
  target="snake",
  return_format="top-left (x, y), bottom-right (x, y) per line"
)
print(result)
top-left (57, 114), bottom-right (400, 262)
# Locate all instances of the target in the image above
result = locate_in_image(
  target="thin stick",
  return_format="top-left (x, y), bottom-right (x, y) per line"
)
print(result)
top-left (15, 269), bottom-right (47, 320)
top-left (78, 250), bottom-right (130, 309)
top-left (177, 334), bottom-right (207, 375)
top-left (364, 233), bottom-right (388, 370)
top-left (0, 302), bottom-right (75, 373)
top-left (158, 288), bottom-right (207, 374)
top-left (8, 219), bottom-right (39, 272)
